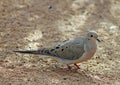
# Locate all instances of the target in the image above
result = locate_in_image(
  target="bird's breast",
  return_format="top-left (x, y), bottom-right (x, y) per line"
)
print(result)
top-left (83, 40), bottom-right (97, 59)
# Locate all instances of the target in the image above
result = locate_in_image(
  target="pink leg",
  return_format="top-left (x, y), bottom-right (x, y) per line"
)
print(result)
top-left (74, 63), bottom-right (80, 69)
top-left (67, 65), bottom-right (72, 71)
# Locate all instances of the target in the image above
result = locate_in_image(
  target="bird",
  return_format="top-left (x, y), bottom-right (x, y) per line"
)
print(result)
top-left (13, 30), bottom-right (100, 70)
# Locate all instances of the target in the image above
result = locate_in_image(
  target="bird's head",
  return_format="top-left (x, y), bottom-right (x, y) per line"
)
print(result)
top-left (87, 30), bottom-right (101, 42)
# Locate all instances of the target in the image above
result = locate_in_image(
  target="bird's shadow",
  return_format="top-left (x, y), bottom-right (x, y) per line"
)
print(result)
top-left (46, 65), bottom-right (104, 83)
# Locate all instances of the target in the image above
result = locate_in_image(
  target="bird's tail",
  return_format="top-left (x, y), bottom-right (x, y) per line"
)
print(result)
top-left (13, 48), bottom-right (50, 55)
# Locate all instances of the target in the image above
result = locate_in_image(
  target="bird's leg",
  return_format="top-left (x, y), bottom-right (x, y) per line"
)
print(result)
top-left (66, 64), bottom-right (72, 71)
top-left (74, 63), bottom-right (80, 69)
top-left (74, 64), bottom-right (86, 73)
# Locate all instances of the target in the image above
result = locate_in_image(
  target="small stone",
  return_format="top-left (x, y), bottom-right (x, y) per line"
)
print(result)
top-left (109, 25), bottom-right (119, 33)
top-left (48, 6), bottom-right (52, 9)
top-left (63, 78), bottom-right (67, 80)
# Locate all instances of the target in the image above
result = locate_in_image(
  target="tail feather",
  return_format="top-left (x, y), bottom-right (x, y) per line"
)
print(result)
top-left (13, 48), bottom-right (51, 55)
top-left (13, 50), bottom-right (40, 54)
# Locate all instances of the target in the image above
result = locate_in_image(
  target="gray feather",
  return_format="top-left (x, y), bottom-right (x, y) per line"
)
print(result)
top-left (13, 31), bottom-right (99, 64)
top-left (13, 48), bottom-right (50, 55)
top-left (45, 37), bottom-right (85, 60)
top-left (13, 37), bottom-right (85, 60)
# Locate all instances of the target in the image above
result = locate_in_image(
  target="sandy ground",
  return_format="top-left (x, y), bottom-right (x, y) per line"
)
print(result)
top-left (0, 0), bottom-right (120, 85)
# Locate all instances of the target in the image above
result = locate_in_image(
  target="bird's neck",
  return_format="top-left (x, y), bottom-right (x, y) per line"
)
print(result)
top-left (86, 38), bottom-right (97, 53)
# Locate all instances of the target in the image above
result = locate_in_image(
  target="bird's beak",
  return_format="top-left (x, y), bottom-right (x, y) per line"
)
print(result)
top-left (96, 38), bottom-right (101, 42)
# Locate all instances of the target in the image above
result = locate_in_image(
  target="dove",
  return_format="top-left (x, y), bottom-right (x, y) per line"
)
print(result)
top-left (13, 31), bottom-right (100, 70)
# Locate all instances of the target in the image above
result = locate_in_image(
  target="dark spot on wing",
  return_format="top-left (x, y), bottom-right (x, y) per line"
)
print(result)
top-left (58, 45), bottom-right (61, 46)
top-left (56, 46), bottom-right (60, 49)
top-left (50, 49), bottom-right (54, 51)
top-left (45, 50), bottom-right (50, 54)
top-left (66, 47), bottom-right (68, 48)
top-left (44, 50), bottom-right (49, 54)
top-left (61, 49), bottom-right (64, 51)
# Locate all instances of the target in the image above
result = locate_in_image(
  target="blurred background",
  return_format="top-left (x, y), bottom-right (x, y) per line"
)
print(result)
top-left (0, 0), bottom-right (120, 85)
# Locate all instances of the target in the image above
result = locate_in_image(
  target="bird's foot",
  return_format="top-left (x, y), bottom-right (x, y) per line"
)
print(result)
top-left (74, 63), bottom-right (80, 69)
top-left (66, 64), bottom-right (80, 71)
top-left (74, 63), bottom-right (86, 72)
top-left (66, 65), bottom-right (72, 71)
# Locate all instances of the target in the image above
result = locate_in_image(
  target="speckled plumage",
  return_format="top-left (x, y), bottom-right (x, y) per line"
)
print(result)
top-left (13, 31), bottom-right (100, 66)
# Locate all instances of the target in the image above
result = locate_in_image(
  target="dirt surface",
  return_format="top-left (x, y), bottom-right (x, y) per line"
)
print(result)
top-left (0, 0), bottom-right (120, 85)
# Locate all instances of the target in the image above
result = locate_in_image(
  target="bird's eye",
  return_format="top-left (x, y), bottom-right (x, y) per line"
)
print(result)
top-left (91, 35), bottom-right (93, 37)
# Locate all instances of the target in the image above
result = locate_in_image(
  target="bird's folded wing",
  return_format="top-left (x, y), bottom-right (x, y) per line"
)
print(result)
top-left (43, 37), bottom-right (85, 60)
